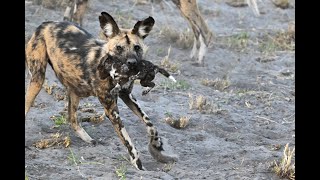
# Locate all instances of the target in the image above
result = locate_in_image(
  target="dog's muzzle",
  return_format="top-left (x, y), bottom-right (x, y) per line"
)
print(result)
top-left (127, 53), bottom-right (140, 69)
top-left (127, 58), bottom-right (137, 66)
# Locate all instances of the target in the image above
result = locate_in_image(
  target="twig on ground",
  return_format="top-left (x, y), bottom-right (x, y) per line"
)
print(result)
top-left (256, 116), bottom-right (279, 124)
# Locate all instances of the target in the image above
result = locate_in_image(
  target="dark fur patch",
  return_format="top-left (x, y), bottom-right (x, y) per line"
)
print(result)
top-left (136, 159), bottom-right (143, 170)
top-left (125, 140), bottom-right (135, 158)
top-left (125, 34), bottom-right (131, 45)
top-left (146, 122), bottom-right (153, 127)
top-left (56, 31), bottom-right (91, 56)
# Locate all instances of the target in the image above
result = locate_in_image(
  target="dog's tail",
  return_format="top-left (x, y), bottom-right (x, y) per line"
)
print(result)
top-left (157, 67), bottom-right (176, 83)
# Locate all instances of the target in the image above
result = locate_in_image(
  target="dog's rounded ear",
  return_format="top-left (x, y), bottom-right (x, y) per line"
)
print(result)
top-left (99, 12), bottom-right (120, 38)
top-left (132, 16), bottom-right (155, 39)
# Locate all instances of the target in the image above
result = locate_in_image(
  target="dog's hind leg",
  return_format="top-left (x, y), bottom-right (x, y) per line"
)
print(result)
top-left (197, 34), bottom-right (207, 65)
top-left (68, 91), bottom-right (95, 144)
top-left (25, 78), bottom-right (45, 116)
top-left (119, 93), bottom-right (177, 163)
top-left (63, 0), bottom-right (89, 26)
top-left (190, 36), bottom-right (198, 60)
top-left (99, 95), bottom-right (144, 170)
top-left (173, 0), bottom-right (213, 65)
top-left (25, 39), bottom-right (48, 116)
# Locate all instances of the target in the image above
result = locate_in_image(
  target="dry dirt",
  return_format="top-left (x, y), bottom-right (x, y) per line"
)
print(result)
top-left (25, 0), bottom-right (295, 179)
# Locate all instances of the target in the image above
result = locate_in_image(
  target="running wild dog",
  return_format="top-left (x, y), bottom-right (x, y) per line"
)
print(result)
top-left (25, 12), bottom-right (176, 170)
top-left (63, 0), bottom-right (260, 65)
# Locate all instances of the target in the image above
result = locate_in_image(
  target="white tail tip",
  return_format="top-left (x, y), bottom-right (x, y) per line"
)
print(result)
top-left (169, 76), bottom-right (177, 83)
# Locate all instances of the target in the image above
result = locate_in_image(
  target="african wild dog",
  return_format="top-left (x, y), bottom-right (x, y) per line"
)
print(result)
top-left (108, 58), bottom-right (177, 96)
top-left (63, 0), bottom-right (89, 27)
top-left (169, 0), bottom-right (259, 65)
top-left (63, 0), bottom-right (260, 65)
top-left (25, 12), bottom-right (176, 170)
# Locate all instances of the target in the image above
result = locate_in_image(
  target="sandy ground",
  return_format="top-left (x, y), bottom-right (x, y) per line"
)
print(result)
top-left (25, 0), bottom-right (295, 179)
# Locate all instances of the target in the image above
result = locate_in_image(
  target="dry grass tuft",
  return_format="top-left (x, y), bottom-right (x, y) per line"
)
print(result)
top-left (159, 27), bottom-right (194, 49)
top-left (34, 133), bottom-right (71, 149)
top-left (81, 113), bottom-right (105, 124)
top-left (188, 94), bottom-right (225, 114)
top-left (215, 32), bottom-right (250, 52)
top-left (162, 163), bottom-right (174, 172)
top-left (159, 79), bottom-right (190, 91)
top-left (272, 0), bottom-right (290, 9)
top-left (272, 143), bottom-right (295, 180)
top-left (165, 115), bottom-right (190, 129)
top-left (160, 46), bottom-right (179, 73)
top-left (160, 58), bottom-right (179, 73)
top-left (193, 95), bottom-right (207, 111)
top-left (41, 0), bottom-right (56, 9)
top-left (43, 80), bottom-right (57, 95)
top-left (42, 81), bottom-right (67, 101)
top-left (201, 77), bottom-right (230, 91)
top-left (225, 0), bottom-right (248, 7)
top-left (259, 25), bottom-right (295, 55)
top-left (134, 0), bottom-right (149, 5)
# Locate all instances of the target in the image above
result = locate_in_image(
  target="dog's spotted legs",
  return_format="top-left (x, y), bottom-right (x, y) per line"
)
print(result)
top-left (120, 93), bottom-right (163, 148)
top-left (99, 94), bottom-right (143, 170)
top-left (119, 92), bottom-right (175, 163)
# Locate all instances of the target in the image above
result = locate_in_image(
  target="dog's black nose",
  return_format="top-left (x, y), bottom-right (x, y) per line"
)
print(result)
top-left (127, 59), bottom-right (137, 66)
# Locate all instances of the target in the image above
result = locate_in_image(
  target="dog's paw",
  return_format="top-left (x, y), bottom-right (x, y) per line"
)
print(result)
top-left (142, 87), bottom-right (152, 96)
top-left (142, 91), bottom-right (149, 96)
top-left (148, 143), bottom-right (178, 163)
top-left (90, 139), bottom-right (97, 146)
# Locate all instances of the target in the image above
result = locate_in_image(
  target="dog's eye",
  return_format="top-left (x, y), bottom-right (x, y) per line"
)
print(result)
top-left (116, 45), bottom-right (123, 51)
top-left (134, 45), bottom-right (141, 51)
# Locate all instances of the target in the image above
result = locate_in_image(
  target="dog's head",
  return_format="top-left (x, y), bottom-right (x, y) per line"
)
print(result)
top-left (98, 12), bottom-right (154, 66)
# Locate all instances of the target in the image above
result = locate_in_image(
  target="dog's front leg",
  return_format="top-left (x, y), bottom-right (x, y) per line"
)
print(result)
top-left (98, 94), bottom-right (144, 170)
top-left (68, 90), bottom-right (96, 144)
top-left (119, 92), bottom-right (176, 163)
